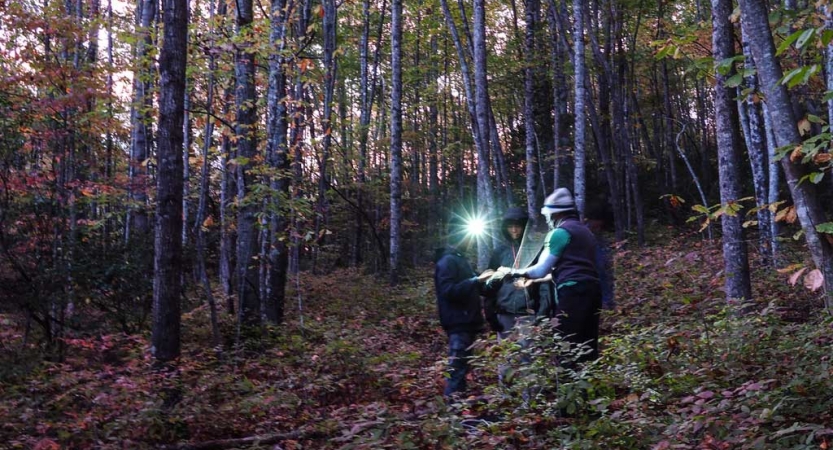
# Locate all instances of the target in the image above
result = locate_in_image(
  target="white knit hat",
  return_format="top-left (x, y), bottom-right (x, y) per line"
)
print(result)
top-left (541, 188), bottom-right (576, 216)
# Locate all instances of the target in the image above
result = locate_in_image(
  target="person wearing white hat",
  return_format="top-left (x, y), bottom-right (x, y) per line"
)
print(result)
top-left (498, 188), bottom-right (603, 362)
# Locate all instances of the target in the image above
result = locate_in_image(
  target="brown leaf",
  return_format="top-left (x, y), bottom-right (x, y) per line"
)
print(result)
top-left (803, 269), bottom-right (824, 291)
top-left (786, 206), bottom-right (797, 224)
top-left (814, 153), bottom-right (832, 164)
top-left (790, 146), bottom-right (804, 162)
top-left (789, 267), bottom-right (808, 286)
top-left (777, 263), bottom-right (804, 274)
top-left (798, 119), bottom-right (811, 136)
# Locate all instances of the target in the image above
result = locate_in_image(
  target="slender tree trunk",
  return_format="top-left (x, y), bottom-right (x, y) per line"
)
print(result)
top-left (524, 0), bottom-right (540, 227)
top-left (264, 0), bottom-right (290, 324)
top-left (428, 31), bottom-right (441, 242)
top-left (354, 0), bottom-right (372, 267)
top-left (182, 79), bottom-right (191, 248)
top-left (314, 0), bottom-right (337, 274)
top-left (473, 0), bottom-right (495, 268)
top-left (219, 95), bottom-right (235, 310)
top-left (195, 0), bottom-right (221, 348)
top-left (827, 5), bottom-right (833, 127)
top-left (152, 0), bottom-right (188, 362)
top-left (546, 0), bottom-right (568, 192)
top-left (740, 0), bottom-right (833, 308)
top-left (128, 0), bottom-right (157, 239)
top-left (440, 0), bottom-right (485, 167)
top-left (739, 31), bottom-right (773, 265)
top-left (661, 60), bottom-right (678, 192)
top-left (390, 0), bottom-right (403, 285)
top-left (763, 102), bottom-right (781, 261)
top-left (290, 0), bottom-right (313, 274)
top-left (573, 0), bottom-right (587, 217)
top-left (234, 0), bottom-right (261, 325)
top-left (712, 0), bottom-right (752, 301)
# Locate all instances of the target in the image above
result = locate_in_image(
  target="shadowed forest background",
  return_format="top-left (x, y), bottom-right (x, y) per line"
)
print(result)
top-left (1, 0), bottom-right (833, 448)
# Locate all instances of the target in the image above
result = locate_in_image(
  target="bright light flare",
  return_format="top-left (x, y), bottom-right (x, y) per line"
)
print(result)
top-left (465, 216), bottom-right (487, 237)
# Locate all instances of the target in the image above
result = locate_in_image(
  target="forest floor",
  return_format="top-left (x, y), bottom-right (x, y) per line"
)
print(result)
top-left (2, 227), bottom-right (833, 449)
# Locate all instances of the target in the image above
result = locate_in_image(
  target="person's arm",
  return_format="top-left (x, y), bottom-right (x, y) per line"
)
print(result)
top-left (436, 257), bottom-right (477, 301)
top-left (436, 257), bottom-right (493, 301)
top-left (506, 227), bottom-right (571, 279)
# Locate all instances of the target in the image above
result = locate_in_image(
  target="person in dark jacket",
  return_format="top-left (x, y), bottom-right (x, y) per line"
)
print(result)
top-left (434, 216), bottom-right (494, 397)
top-left (501, 188), bottom-right (602, 362)
top-left (484, 207), bottom-right (553, 336)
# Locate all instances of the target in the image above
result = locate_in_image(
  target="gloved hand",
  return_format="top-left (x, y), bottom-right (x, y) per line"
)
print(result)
top-left (497, 266), bottom-right (524, 279)
top-left (476, 269), bottom-right (496, 284)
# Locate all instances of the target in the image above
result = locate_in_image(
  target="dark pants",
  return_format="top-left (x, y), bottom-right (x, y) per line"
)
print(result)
top-left (555, 282), bottom-right (602, 362)
top-left (445, 331), bottom-right (477, 397)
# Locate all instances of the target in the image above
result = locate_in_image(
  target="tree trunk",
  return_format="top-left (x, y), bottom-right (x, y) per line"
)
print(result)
top-left (524, 0), bottom-right (540, 228)
top-left (390, 0), bottom-right (403, 285)
top-left (182, 79), bottom-right (191, 248)
top-left (440, 0), bottom-right (485, 170)
top-left (194, 0), bottom-right (221, 348)
top-left (473, 0), bottom-right (495, 269)
top-left (739, 31), bottom-right (773, 265)
top-left (234, 0), bottom-right (261, 325)
top-left (763, 102), bottom-right (781, 261)
top-left (128, 0), bottom-right (157, 239)
top-left (573, 0), bottom-right (587, 216)
top-left (740, 0), bottom-right (833, 308)
top-left (264, 0), bottom-right (290, 324)
top-left (546, 0), bottom-right (568, 192)
top-left (314, 0), bottom-right (337, 274)
top-left (712, 0), bottom-right (752, 302)
top-left (152, 0), bottom-right (188, 362)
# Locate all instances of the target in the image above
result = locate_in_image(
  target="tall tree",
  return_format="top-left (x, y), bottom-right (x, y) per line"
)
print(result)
top-left (128, 0), bottom-right (157, 239)
top-left (739, 0), bottom-right (833, 308)
top-left (194, 0), bottom-right (221, 348)
top-left (573, 0), bottom-right (587, 216)
top-left (152, 0), bottom-right (188, 362)
top-left (738, 30), bottom-right (774, 264)
top-left (524, 0), bottom-right (541, 227)
top-left (234, 0), bottom-right (261, 324)
top-left (472, 0), bottom-right (495, 267)
top-left (712, 0), bottom-right (752, 301)
top-left (264, 0), bottom-right (290, 323)
top-left (390, 0), bottom-right (403, 285)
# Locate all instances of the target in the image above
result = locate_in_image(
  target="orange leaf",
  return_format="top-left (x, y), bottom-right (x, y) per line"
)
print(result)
top-left (317, 5), bottom-right (325, 18)
top-left (777, 263), bottom-right (804, 274)
top-left (814, 153), bottom-right (832, 164)
top-left (203, 216), bottom-right (215, 227)
top-left (786, 206), bottom-right (797, 224)
top-left (790, 146), bottom-right (803, 162)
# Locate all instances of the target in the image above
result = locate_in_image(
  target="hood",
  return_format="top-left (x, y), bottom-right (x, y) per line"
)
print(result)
top-left (501, 207), bottom-right (529, 242)
top-left (434, 246), bottom-right (459, 263)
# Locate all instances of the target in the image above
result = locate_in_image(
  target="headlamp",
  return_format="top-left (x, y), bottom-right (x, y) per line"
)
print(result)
top-left (465, 216), bottom-right (486, 237)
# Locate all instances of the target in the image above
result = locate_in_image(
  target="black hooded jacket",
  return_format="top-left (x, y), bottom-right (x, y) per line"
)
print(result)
top-left (484, 208), bottom-right (552, 323)
top-left (434, 247), bottom-right (486, 334)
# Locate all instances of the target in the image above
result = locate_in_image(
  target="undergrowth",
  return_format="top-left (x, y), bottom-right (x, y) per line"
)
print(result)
top-left (1, 236), bottom-right (832, 449)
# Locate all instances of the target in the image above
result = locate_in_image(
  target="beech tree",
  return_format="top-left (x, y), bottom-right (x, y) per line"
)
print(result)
top-left (711, 0), bottom-right (752, 301)
top-left (152, 0), bottom-right (188, 362)
top-left (739, 0), bottom-right (833, 308)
